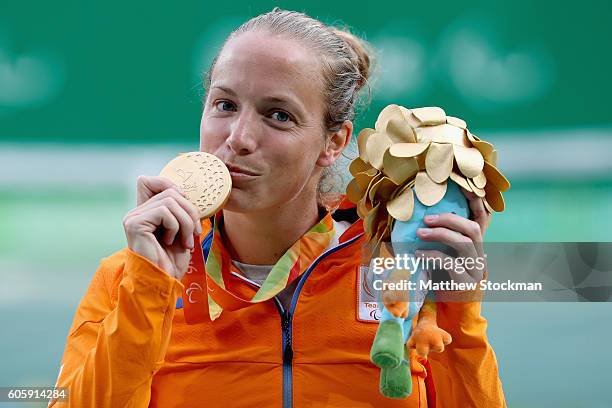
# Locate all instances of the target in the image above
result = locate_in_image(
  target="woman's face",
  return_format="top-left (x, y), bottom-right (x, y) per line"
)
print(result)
top-left (199, 31), bottom-right (331, 213)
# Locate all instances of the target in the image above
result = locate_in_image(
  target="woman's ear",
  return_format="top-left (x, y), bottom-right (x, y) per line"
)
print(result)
top-left (317, 120), bottom-right (353, 167)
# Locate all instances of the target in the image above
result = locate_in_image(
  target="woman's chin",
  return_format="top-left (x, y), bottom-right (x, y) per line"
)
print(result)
top-left (222, 189), bottom-right (259, 213)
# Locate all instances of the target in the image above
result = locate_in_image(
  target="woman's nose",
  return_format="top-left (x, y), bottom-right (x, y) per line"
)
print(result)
top-left (227, 110), bottom-right (258, 155)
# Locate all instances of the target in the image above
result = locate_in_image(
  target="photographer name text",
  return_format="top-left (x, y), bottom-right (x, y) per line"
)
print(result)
top-left (373, 279), bottom-right (543, 292)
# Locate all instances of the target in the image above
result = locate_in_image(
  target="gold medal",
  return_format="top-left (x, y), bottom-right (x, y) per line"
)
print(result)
top-left (159, 152), bottom-right (232, 219)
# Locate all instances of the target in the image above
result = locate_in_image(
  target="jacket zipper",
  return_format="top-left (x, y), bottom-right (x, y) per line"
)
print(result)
top-left (229, 273), bottom-right (292, 407)
top-left (282, 233), bottom-right (363, 408)
top-left (229, 233), bottom-right (363, 408)
top-left (281, 308), bottom-right (292, 408)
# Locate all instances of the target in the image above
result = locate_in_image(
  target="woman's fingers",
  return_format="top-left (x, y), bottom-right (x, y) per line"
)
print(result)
top-left (133, 188), bottom-right (202, 235)
top-left (415, 249), bottom-right (458, 281)
top-left (125, 205), bottom-right (179, 247)
top-left (417, 225), bottom-right (480, 261)
top-left (154, 198), bottom-right (196, 248)
top-left (460, 187), bottom-right (492, 237)
top-left (136, 175), bottom-right (181, 206)
top-left (421, 212), bottom-right (484, 258)
top-left (130, 197), bottom-right (196, 249)
top-left (158, 207), bottom-right (183, 247)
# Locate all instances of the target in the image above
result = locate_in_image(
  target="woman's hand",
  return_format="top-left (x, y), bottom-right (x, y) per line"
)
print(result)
top-left (122, 176), bottom-right (202, 280)
top-left (461, 188), bottom-right (492, 237)
top-left (415, 188), bottom-right (490, 285)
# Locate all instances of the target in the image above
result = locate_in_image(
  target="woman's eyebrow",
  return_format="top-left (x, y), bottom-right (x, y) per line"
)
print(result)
top-left (211, 85), bottom-right (236, 96)
top-left (262, 95), bottom-right (306, 114)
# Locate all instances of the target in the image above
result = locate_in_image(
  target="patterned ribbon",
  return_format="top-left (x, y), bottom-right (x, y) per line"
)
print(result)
top-left (185, 209), bottom-right (335, 321)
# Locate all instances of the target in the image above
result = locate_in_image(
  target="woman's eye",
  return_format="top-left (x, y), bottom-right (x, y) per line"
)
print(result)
top-left (270, 111), bottom-right (292, 123)
top-left (215, 101), bottom-right (236, 112)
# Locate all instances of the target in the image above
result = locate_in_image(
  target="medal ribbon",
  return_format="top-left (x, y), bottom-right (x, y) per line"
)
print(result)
top-left (183, 210), bottom-right (335, 322)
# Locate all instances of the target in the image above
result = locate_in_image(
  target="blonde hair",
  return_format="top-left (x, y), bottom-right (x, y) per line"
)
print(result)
top-left (204, 8), bottom-right (374, 209)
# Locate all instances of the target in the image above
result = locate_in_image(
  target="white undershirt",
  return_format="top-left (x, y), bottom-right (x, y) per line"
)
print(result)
top-left (231, 219), bottom-right (351, 310)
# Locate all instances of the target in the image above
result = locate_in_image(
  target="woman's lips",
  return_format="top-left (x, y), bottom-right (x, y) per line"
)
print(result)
top-left (229, 171), bottom-right (257, 180)
top-left (225, 164), bottom-right (259, 180)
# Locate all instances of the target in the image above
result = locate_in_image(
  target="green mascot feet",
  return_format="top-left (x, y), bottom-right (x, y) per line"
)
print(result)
top-left (370, 320), bottom-right (413, 399)
top-left (380, 358), bottom-right (412, 399)
top-left (370, 320), bottom-right (404, 368)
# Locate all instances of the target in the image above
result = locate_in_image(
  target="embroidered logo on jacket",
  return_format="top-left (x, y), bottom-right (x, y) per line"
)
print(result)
top-left (357, 265), bottom-right (382, 323)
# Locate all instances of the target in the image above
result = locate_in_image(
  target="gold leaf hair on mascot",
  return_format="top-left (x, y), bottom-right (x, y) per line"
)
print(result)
top-left (346, 105), bottom-right (510, 399)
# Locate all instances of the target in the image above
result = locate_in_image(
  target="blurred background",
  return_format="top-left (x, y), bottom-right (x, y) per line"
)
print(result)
top-left (1, 1), bottom-right (611, 407)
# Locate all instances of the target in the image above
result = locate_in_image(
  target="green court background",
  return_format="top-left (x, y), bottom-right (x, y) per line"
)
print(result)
top-left (1, 1), bottom-right (611, 407)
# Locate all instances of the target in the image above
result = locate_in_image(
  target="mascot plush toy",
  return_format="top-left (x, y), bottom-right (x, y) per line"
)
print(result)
top-left (346, 105), bottom-right (510, 398)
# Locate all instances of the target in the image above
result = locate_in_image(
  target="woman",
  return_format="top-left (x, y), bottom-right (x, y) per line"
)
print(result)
top-left (50, 9), bottom-right (506, 408)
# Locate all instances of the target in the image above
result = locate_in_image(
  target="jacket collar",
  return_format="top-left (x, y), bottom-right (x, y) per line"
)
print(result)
top-left (331, 194), bottom-right (363, 243)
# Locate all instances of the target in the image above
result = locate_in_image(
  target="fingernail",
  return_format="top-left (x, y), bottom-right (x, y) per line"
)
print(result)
top-left (425, 215), bottom-right (438, 222)
top-left (196, 222), bottom-right (202, 235)
top-left (418, 228), bottom-right (431, 236)
top-left (187, 235), bottom-right (194, 249)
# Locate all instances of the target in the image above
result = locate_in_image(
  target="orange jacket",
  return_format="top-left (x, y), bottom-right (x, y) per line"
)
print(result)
top-left (49, 200), bottom-right (506, 408)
